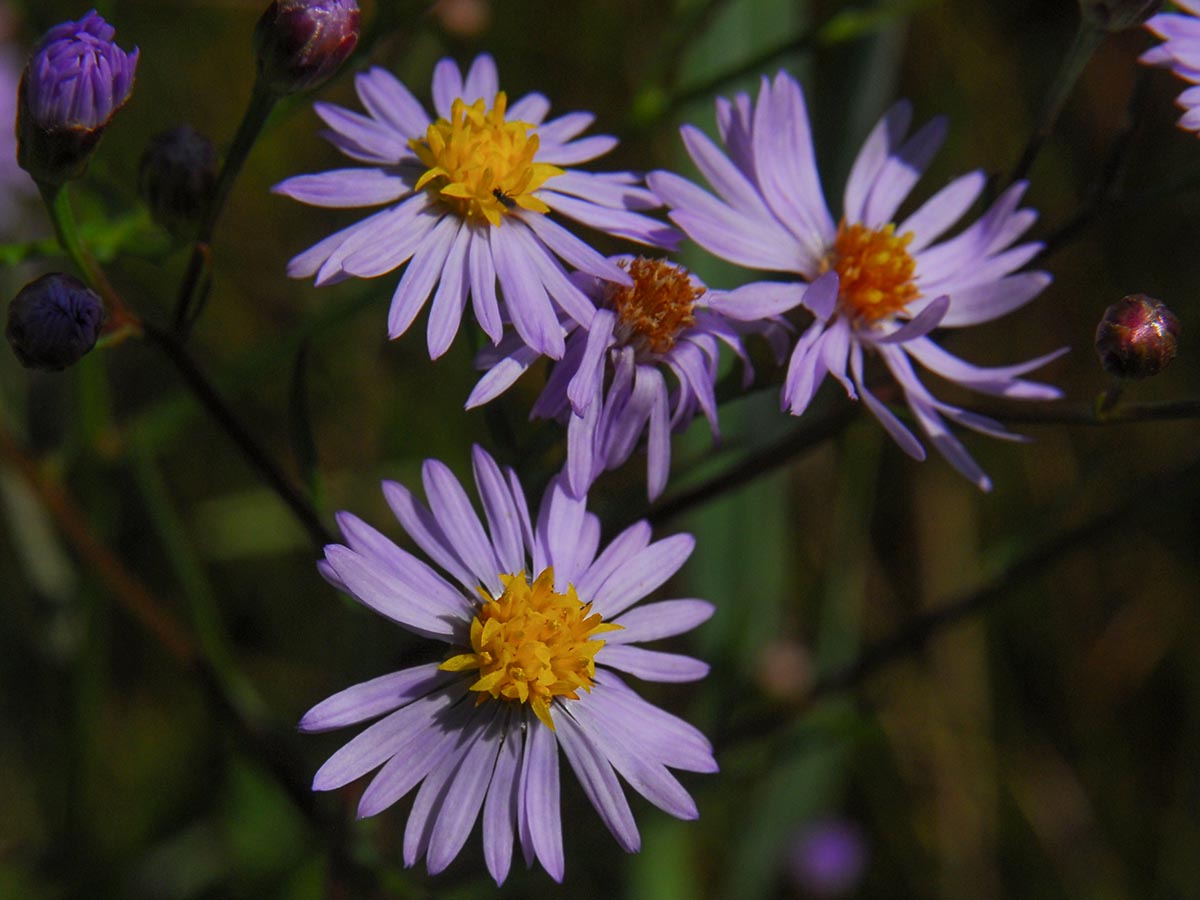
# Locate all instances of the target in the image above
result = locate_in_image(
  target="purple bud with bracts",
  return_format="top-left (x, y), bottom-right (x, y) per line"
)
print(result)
top-left (138, 125), bottom-right (218, 238)
top-left (253, 0), bottom-right (360, 95)
top-left (6, 273), bottom-right (106, 371)
top-left (16, 10), bottom-right (139, 185)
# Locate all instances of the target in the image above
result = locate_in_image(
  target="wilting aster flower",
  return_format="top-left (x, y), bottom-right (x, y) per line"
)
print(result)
top-left (648, 72), bottom-right (1064, 490)
top-left (276, 54), bottom-right (677, 360)
top-left (302, 446), bottom-right (715, 883)
top-left (468, 256), bottom-right (784, 500)
top-left (17, 10), bottom-right (139, 185)
top-left (1141, 2), bottom-right (1200, 134)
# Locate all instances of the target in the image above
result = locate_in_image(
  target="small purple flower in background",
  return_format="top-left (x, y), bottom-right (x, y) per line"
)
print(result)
top-left (275, 53), bottom-right (677, 360)
top-left (1141, 2), bottom-right (1200, 134)
top-left (649, 72), bottom-right (1064, 490)
top-left (302, 445), bottom-right (715, 883)
top-left (469, 256), bottom-right (784, 500)
top-left (0, 5), bottom-right (35, 232)
top-left (17, 9), bottom-right (139, 185)
top-left (787, 819), bottom-right (868, 898)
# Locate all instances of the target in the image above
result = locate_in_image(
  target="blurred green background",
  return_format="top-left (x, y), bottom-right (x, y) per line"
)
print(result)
top-left (1, 0), bottom-right (1198, 898)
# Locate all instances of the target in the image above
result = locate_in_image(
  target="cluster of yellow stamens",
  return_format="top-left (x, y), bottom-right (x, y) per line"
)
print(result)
top-left (824, 222), bottom-right (921, 324)
top-left (439, 568), bottom-right (619, 730)
top-left (410, 92), bottom-right (563, 227)
top-left (609, 257), bottom-right (703, 354)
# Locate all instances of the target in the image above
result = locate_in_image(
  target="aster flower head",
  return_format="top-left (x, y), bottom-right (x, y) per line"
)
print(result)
top-left (17, 10), bottom-right (139, 184)
top-left (275, 53), bottom-right (678, 360)
top-left (302, 446), bottom-right (716, 883)
top-left (648, 72), bottom-right (1064, 491)
top-left (1141, 2), bottom-right (1200, 134)
top-left (468, 256), bottom-right (784, 500)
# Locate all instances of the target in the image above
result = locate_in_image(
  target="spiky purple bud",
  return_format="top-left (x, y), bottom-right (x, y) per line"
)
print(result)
top-left (16, 10), bottom-right (139, 185)
top-left (1095, 294), bottom-right (1181, 380)
top-left (253, 0), bottom-right (360, 95)
top-left (6, 273), bottom-right (106, 371)
top-left (138, 125), bottom-right (218, 238)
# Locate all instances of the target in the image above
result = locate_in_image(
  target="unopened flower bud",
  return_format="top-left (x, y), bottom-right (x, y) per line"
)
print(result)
top-left (6, 273), bottom-right (106, 371)
top-left (1095, 294), bottom-right (1181, 380)
top-left (1079, 0), bottom-right (1163, 32)
top-left (16, 11), bottom-right (139, 185)
top-left (253, 0), bottom-right (360, 95)
top-left (138, 125), bottom-right (218, 238)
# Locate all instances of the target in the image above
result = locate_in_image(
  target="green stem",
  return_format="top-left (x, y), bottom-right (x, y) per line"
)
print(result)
top-left (1006, 17), bottom-right (1107, 188)
top-left (173, 81), bottom-right (279, 335)
top-left (38, 179), bottom-right (140, 335)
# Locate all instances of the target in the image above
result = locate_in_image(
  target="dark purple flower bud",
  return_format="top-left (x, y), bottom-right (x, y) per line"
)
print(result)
top-left (6, 273), bottom-right (106, 371)
top-left (138, 125), bottom-right (218, 238)
top-left (253, 0), bottom-right (360, 95)
top-left (1079, 0), bottom-right (1162, 31)
top-left (1095, 294), bottom-right (1181, 380)
top-left (16, 10), bottom-right (139, 185)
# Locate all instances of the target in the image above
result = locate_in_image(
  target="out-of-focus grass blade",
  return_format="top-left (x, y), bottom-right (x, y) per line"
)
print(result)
top-left (193, 488), bottom-right (309, 559)
top-left (130, 283), bottom-right (381, 454)
top-left (630, 818), bottom-right (702, 900)
top-left (129, 436), bottom-right (266, 720)
top-left (0, 470), bottom-right (78, 603)
top-left (815, 424), bottom-right (881, 674)
top-left (820, 0), bottom-right (942, 45)
top-left (724, 724), bottom-right (849, 899)
top-left (287, 341), bottom-right (325, 508)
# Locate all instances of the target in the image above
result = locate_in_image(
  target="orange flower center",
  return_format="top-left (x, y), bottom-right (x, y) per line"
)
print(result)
top-left (608, 257), bottom-right (703, 354)
top-left (438, 568), bottom-right (620, 730)
top-left (824, 222), bottom-right (920, 324)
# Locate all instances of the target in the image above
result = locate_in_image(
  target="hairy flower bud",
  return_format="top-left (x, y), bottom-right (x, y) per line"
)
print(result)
top-left (138, 125), bottom-right (218, 238)
top-left (16, 10), bottom-right (139, 185)
top-left (253, 0), bottom-right (360, 95)
top-left (1079, 0), bottom-right (1163, 31)
top-left (6, 273), bottom-right (106, 371)
top-left (1095, 294), bottom-right (1181, 380)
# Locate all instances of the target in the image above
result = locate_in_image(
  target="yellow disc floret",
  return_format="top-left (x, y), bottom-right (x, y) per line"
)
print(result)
top-left (609, 257), bottom-right (704, 354)
top-left (439, 568), bottom-right (620, 730)
top-left (410, 92), bottom-right (563, 227)
top-left (825, 221), bottom-right (921, 324)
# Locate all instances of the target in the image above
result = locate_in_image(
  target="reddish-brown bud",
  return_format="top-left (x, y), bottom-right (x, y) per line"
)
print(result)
top-left (1095, 294), bottom-right (1181, 380)
top-left (253, 0), bottom-right (360, 95)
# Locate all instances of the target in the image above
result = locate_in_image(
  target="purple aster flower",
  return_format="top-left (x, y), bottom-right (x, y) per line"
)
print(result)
top-left (302, 445), bottom-right (716, 884)
top-left (468, 256), bottom-right (786, 500)
top-left (17, 10), bottom-right (139, 185)
top-left (1141, 2), bottom-right (1200, 134)
top-left (648, 72), bottom-right (1065, 491)
top-left (275, 54), bottom-right (678, 360)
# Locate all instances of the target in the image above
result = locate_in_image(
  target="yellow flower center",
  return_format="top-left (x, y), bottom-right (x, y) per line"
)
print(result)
top-left (410, 92), bottom-right (564, 227)
top-left (608, 257), bottom-right (704, 354)
top-left (439, 568), bottom-right (620, 730)
top-left (824, 222), bottom-right (921, 324)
